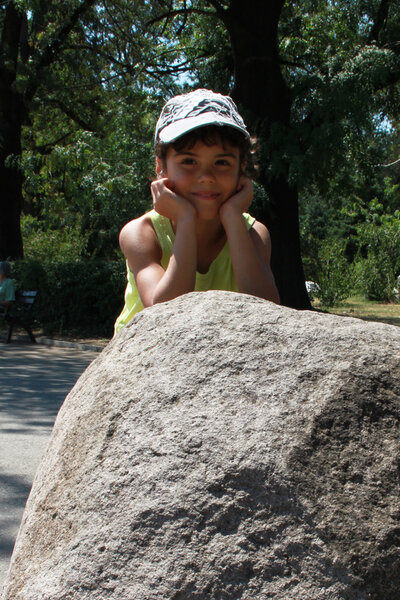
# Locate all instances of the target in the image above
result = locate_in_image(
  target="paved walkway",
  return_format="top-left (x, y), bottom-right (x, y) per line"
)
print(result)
top-left (0, 340), bottom-right (101, 589)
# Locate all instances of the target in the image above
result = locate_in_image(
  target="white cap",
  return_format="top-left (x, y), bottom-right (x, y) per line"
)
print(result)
top-left (155, 89), bottom-right (250, 144)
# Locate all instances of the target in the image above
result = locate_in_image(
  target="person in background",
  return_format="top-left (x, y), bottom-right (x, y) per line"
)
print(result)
top-left (0, 261), bottom-right (16, 313)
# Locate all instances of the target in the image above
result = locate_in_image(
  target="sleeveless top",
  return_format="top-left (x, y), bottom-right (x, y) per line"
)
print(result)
top-left (114, 209), bottom-right (256, 334)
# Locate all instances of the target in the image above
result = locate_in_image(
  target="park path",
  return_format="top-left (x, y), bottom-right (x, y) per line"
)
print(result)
top-left (0, 341), bottom-right (101, 589)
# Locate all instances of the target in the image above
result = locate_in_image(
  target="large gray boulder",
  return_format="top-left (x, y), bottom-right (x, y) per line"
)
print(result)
top-left (2, 291), bottom-right (400, 600)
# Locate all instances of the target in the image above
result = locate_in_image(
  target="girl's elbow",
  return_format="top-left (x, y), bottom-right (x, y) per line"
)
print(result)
top-left (273, 292), bottom-right (281, 305)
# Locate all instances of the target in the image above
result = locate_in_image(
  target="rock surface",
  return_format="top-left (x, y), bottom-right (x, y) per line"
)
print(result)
top-left (2, 291), bottom-right (400, 600)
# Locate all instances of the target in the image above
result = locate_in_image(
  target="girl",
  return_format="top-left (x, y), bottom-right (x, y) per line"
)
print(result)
top-left (115, 89), bottom-right (279, 334)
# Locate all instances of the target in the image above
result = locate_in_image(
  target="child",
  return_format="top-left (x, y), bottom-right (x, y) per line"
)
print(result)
top-left (114, 89), bottom-right (279, 334)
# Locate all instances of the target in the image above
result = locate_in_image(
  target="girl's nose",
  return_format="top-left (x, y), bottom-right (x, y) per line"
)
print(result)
top-left (197, 167), bottom-right (216, 182)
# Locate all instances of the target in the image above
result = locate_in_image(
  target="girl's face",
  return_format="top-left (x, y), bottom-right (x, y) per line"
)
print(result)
top-left (157, 139), bottom-right (243, 220)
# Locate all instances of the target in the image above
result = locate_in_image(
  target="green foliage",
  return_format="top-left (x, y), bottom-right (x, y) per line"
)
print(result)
top-left (277, 0), bottom-right (400, 188)
top-left (313, 238), bottom-right (352, 307)
top-left (352, 208), bottom-right (400, 301)
top-left (3, 0), bottom-right (400, 307)
top-left (299, 121), bottom-right (400, 306)
top-left (300, 190), bottom-right (400, 307)
top-left (22, 89), bottom-right (157, 258)
top-left (381, 176), bottom-right (400, 214)
top-left (173, 12), bottom-right (232, 93)
top-left (10, 259), bottom-right (126, 336)
top-left (299, 181), bottom-right (360, 286)
top-left (21, 214), bottom-right (89, 261)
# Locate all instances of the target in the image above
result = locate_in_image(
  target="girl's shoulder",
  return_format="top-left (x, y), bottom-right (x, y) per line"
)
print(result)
top-left (248, 219), bottom-right (272, 262)
top-left (250, 218), bottom-right (271, 240)
top-left (119, 211), bottom-right (161, 259)
top-left (251, 218), bottom-right (269, 235)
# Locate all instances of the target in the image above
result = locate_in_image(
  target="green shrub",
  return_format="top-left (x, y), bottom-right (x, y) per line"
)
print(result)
top-left (21, 215), bottom-right (89, 262)
top-left (353, 216), bottom-right (400, 301)
top-left (314, 239), bottom-right (352, 307)
top-left (10, 259), bottom-right (126, 337)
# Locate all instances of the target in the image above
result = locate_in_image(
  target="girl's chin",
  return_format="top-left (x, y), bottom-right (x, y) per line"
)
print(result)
top-left (196, 211), bottom-right (221, 222)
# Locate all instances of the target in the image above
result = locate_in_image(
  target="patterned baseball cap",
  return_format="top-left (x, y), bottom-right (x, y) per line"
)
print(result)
top-left (155, 89), bottom-right (250, 144)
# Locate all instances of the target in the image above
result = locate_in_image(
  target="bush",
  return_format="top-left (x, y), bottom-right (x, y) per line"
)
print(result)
top-left (353, 217), bottom-right (400, 301)
top-left (314, 239), bottom-right (352, 307)
top-left (21, 215), bottom-right (89, 262)
top-left (10, 259), bottom-right (126, 337)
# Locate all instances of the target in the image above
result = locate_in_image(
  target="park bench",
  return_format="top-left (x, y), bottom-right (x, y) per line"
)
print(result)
top-left (1, 290), bottom-right (38, 343)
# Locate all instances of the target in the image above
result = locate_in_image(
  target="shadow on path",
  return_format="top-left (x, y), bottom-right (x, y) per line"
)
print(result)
top-left (0, 342), bottom-right (99, 589)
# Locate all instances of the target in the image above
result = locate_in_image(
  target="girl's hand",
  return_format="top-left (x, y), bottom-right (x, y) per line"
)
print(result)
top-left (219, 177), bottom-right (254, 223)
top-left (151, 178), bottom-right (196, 223)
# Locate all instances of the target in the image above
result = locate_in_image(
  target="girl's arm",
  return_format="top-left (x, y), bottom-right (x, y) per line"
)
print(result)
top-left (119, 180), bottom-right (197, 307)
top-left (220, 179), bottom-right (280, 304)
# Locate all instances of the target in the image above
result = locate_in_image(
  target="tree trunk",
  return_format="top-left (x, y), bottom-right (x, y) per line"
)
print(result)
top-left (261, 175), bottom-right (309, 309)
top-left (221, 0), bottom-right (310, 308)
top-left (0, 112), bottom-right (24, 260)
top-left (0, 3), bottom-right (25, 259)
top-left (0, 0), bottom-right (97, 260)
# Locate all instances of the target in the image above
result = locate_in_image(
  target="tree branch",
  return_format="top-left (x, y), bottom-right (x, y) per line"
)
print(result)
top-left (142, 54), bottom-right (208, 77)
top-left (26, 0), bottom-right (97, 101)
top-left (47, 98), bottom-right (99, 132)
top-left (368, 0), bottom-right (392, 43)
top-left (146, 7), bottom-right (217, 28)
top-left (176, 0), bottom-right (188, 36)
top-left (102, 1), bottom-right (134, 45)
top-left (377, 157), bottom-right (400, 168)
top-left (33, 132), bottom-right (73, 155)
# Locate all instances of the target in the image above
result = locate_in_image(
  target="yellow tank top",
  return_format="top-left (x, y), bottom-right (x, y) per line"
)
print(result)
top-left (114, 209), bottom-right (255, 334)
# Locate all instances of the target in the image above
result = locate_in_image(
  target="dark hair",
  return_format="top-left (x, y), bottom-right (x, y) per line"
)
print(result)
top-left (0, 261), bottom-right (11, 278)
top-left (155, 125), bottom-right (254, 175)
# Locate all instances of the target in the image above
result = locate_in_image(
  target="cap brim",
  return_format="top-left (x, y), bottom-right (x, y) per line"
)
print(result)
top-left (158, 113), bottom-right (249, 143)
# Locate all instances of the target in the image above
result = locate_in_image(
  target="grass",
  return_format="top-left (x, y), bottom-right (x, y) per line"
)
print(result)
top-left (313, 295), bottom-right (400, 328)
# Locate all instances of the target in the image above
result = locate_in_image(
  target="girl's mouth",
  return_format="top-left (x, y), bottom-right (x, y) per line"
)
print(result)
top-left (193, 191), bottom-right (219, 200)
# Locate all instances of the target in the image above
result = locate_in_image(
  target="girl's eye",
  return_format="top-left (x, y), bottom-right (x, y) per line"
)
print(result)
top-left (216, 159), bottom-right (230, 166)
top-left (181, 158), bottom-right (196, 165)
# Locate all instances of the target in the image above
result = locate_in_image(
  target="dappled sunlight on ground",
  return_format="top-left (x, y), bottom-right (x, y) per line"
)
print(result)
top-left (0, 342), bottom-right (99, 587)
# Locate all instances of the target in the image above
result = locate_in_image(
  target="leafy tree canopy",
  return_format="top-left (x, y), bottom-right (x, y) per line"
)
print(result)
top-left (1, 0), bottom-right (399, 308)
